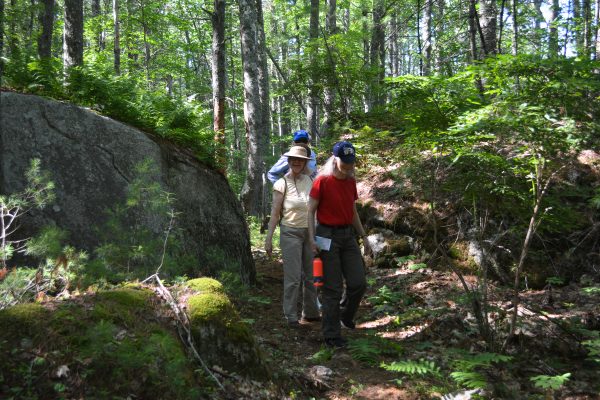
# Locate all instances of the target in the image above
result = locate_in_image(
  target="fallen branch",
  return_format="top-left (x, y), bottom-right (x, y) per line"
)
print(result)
top-left (142, 273), bottom-right (224, 391)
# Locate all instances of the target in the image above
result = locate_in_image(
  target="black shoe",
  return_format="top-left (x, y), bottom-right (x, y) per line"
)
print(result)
top-left (324, 337), bottom-right (348, 349)
top-left (288, 320), bottom-right (301, 328)
top-left (340, 319), bottom-right (356, 329)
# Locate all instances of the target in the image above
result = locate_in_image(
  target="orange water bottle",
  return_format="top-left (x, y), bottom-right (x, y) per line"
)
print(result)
top-left (313, 256), bottom-right (324, 287)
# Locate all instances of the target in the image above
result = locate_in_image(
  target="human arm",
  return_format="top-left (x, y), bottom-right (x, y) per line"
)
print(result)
top-left (265, 189), bottom-right (284, 257)
top-left (352, 203), bottom-right (372, 257)
top-left (307, 197), bottom-right (319, 254)
top-left (267, 156), bottom-right (289, 184)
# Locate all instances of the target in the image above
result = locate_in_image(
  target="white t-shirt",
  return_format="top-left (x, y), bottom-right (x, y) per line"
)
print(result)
top-left (273, 174), bottom-right (313, 228)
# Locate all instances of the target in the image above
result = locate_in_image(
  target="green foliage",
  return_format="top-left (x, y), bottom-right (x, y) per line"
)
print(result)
top-left (381, 358), bottom-right (442, 377)
top-left (367, 285), bottom-right (404, 307)
top-left (530, 373), bottom-right (571, 390)
top-left (449, 350), bottom-right (513, 389)
top-left (582, 339), bottom-right (600, 364)
top-left (0, 159), bottom-right (55, 266)
top-left (91, 159), bottom-right (197, 283)
top-left (348, 336), bottom-right (403, 365)
top-left (309, 346), bottom-right (334, 363)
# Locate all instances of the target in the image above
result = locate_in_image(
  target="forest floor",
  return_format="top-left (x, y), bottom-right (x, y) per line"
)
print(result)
top-left (233, 249), bottom-right (600, 400)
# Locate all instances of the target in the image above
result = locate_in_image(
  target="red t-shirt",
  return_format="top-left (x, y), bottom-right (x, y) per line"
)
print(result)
top-left (310, 175), bottom-right (357, 225)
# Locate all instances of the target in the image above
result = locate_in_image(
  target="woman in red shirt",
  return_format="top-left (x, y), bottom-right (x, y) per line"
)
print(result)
top-left (307, 141), bottom-right (372, 348)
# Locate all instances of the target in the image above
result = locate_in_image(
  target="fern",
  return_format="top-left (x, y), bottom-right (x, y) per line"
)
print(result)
top-left (453, 352), bottom-right (512, 371)
top-left (530, 373), bottom-right (571, 390)
top-left (348, 336), bottom-right (402, 365)
top-left (348, 338), bottom-right (383, 365)
top-left (381, 358), bottom-right (441, 377)
top-left (450, 371), bottom-right (488, 389)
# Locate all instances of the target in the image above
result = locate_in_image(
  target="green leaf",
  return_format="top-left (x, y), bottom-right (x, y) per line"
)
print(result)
top-left (530, 373), bottom-right (571, 390)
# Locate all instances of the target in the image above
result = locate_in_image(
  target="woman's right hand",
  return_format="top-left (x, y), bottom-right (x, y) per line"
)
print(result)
top-left (265, 238), bottom-right (273, 257)
top-left (310, 239), bottom-right (319, 255)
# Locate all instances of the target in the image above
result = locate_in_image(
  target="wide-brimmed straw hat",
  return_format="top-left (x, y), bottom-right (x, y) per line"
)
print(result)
top-left (284, 146), bottom-right (311, 160)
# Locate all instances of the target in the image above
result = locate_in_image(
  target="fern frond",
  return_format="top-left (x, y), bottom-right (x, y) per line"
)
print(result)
top-left (450, 371), bottom-right (488, 389)
top-left (381, 358), bottom-right (441, 377)
top-left (453, 352), bottom-right (512, 371)
top-left (348, 339), bottom-right (381, 365)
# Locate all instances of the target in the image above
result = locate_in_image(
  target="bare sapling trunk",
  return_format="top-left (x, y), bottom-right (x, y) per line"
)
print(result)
top-left (502, 163), bottom-right (565, 351)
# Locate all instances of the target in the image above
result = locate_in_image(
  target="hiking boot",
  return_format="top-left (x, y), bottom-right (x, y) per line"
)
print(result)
top-left (340, 319), bottom-right (356, 329)
top-left (287, 320), bottom-right (301, 328)
top-left (324, 337), bottom-right (348, 349)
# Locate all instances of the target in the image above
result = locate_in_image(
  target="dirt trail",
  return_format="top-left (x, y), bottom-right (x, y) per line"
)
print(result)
top-left (236, 252), bottom-right (429, 400)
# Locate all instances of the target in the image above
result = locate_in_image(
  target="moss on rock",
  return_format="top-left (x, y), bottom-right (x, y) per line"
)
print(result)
top-left (187, 291), bottom-right (269, 379)
top-left (0, 288), bottom-right (207, 399)
top-left (186, 277), bottom-right (224, 294)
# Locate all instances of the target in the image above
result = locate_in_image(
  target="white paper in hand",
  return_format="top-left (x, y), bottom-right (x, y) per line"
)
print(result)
top-left (315, 236), bottom-right (332, 251)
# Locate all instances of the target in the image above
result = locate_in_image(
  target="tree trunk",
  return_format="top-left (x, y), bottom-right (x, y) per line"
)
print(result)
top-left (370, 0), bottom-right (385, 106)
top-left (583, 0), bottom-right (591, 58)
top-left (390, 12), bottom-right (398, 76)
top-left (306, 0), bottom-right (319, 139)
top-left (212, 0), bottom-right (227, 173)
top-left (573, 0), bottom-right (583, 55)
top-left (0, 0), bottom-right (4, 79)
top-left (479, 0), bottom-right (498, 55)
top-left (423, 0), bottom-right (433, 75)
top-left (91, 0), bottom-right (105, 50)
top-left (63, 0), bottom-right (84, 70)
top-left (140, 0), bottom-right (151, 82)
top-left (468, 0), bottom-right (479, 61)
top-left (37, 0), bottom-right (55, 59)
top-left (512, 0), bottom-right (518, 55)
top-left (239, 0), bottom-right (271, 216)
top-left (549, 0), bottom-right (560, 57)
top-left (322, 0), bottom-right (336, 138)
top-left (533, 0), bottom-right (544, 51)
top-left (595, 0), bottom-right (600, 59)
top-left (416, 0), bottom-right (423, 74)
top-left (113, 0), bottom-right (120, 74)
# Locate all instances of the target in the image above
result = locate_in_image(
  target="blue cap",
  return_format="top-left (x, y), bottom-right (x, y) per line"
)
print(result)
top-left (333, 141), bottom-right (356, 164)
top-left (293, 130), bottom-right (310, 143)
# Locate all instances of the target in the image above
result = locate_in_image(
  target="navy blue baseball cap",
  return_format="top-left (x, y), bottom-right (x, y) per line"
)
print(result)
top-left (333, 141), bottom-right (356, 164)
top-left (293, 130), bottom-right (310, 143)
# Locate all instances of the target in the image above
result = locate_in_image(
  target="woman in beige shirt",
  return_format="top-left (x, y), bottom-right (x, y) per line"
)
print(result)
top-left (265, 146), bottom-right (320, 327)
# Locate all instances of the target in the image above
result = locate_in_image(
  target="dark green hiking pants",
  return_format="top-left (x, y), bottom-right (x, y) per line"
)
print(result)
top-left (316, 224), bottom-right (366, 339)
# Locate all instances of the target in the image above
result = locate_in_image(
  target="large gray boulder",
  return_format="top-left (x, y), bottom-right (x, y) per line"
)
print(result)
top-left (0, 91), bottom-right (254, 282)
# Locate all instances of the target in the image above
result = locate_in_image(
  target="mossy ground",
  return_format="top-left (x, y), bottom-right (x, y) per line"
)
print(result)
top-left (0, 287), bottom-right (209, 399)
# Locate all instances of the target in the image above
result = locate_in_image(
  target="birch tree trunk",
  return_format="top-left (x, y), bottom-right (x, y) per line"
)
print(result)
top-left (480, 0), bottom-right (498, 55)
top-left (212, 0), bottom-right (227, 173)
top-left (306, 0), bottom-right (319, 138)
top-left (239, 0), bottom-right (271, 216)
top-left (37, 0), bottom-right (55, 59)
top-left (113, 0), bottom-right (121, 74)
top-left (63, 0), bottom-right (84, 71)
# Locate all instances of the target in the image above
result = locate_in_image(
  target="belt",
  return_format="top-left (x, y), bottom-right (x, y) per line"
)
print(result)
top-left (319, 223), bottom-right (353, 230)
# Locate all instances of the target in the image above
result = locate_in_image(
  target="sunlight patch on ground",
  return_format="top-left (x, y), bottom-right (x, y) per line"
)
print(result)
top-left (378, 323), bottom-right (429, 340)
top-left (359, 315), bottom-right (397, 329)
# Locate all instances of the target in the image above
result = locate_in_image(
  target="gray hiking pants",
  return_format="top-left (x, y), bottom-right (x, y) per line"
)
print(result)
top-left (280, 225), bottom-right (320, 322)
top-left (316, 224), bottom-right (366, 339)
